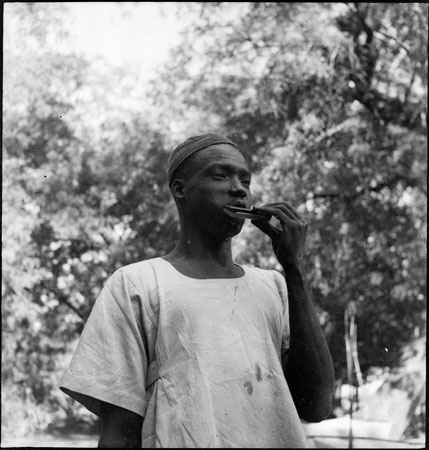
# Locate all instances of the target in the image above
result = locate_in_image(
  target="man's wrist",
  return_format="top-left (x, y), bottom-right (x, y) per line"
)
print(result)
top-left (280, 256), bottom-right (303, 274)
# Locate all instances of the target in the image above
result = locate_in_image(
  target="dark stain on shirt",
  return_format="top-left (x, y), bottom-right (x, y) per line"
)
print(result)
top-left (255, 363), bottom-right (262, 382)
top-left (244, 380), bottom-right (253, 395)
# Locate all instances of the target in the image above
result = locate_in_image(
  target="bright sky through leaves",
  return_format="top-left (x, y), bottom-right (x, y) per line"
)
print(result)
top-left (60, 3), bottom-right (183, 78)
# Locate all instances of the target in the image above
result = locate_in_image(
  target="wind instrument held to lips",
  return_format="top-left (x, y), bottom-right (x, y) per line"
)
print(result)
top-left (223, 205), bottom-right (272, 221)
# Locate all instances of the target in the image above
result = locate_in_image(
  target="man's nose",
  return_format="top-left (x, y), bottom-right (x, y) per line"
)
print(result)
top-left (229, 177), bottom-right (247, 197)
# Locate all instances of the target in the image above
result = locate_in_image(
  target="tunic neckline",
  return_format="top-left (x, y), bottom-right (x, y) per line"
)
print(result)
top-left (157, 257), bottom-right (247, 282)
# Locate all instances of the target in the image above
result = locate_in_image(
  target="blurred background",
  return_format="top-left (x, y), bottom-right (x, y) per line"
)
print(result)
top-left (2, 2), bottom-right (426, 448)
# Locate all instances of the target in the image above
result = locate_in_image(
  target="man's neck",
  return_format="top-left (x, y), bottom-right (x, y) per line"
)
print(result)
top-left (162, 228), bottom-right (242, 279)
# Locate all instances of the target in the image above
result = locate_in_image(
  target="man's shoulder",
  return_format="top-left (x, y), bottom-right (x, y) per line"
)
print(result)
top-left (117, 257), bottom-right (161, 275)
top-left (244, 264), bottom-right (286, 289)
top-left (111, 257), bottom-right (163, 288)
top-left (244, 264), bottom-right (282, 278)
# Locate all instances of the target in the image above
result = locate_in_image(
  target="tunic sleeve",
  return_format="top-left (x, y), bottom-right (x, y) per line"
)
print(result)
top-left (60, 269), bottom-right (148, 418)
top-left (272, 270), bottom-right (290, 352)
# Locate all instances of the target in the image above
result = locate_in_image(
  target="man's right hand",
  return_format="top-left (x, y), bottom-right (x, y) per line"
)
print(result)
top-left (98, 402), bottom-right (142, 448)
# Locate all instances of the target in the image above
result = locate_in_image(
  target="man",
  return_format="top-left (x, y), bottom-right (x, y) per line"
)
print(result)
top-left (60, 133), bottom-right (334, 448)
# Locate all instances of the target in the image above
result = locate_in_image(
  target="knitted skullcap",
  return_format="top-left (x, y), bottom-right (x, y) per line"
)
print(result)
top-left (167, 133), bottom-right (238, 185)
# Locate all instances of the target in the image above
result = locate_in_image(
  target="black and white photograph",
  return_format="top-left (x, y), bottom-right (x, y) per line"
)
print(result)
top-left (2, 2), bottom-right (427, 448)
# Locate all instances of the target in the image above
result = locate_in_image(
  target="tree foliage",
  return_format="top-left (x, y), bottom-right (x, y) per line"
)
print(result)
top-left (3, 2), bottom-right (176, 435)
top-left (2, 2), bottom-right (426, 437)
top-left (153, 1), bottom-right (427, 378)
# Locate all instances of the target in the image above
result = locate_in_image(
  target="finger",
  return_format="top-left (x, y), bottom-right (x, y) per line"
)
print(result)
top-left (263, 202), bottom-right (305, 223)
top-left (251, 218), bottom-right (282, 238)
top-left (262, 203), bottom-right (299, 220)
top-left (257, 205), bottom-right (295, 229)
top-left (277, 203), bottom-right (303, 222)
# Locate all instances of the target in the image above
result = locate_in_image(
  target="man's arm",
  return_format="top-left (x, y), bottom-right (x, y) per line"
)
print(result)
top-left (252, 202), bottom-right (335, 423)
top-left (281, 260), bottom-right (334, 422)
top-left (98, 402), bottom-right (143, 448)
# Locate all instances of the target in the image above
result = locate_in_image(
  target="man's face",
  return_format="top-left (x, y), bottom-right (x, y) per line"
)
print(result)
top-left (177, 143), bottom-right (253, 238)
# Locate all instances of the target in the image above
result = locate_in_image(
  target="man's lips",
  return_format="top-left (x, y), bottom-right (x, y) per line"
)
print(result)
top-left (227, 200), bottom-right (248, 208)
top-left (223, 201), bottom-right (246, 221)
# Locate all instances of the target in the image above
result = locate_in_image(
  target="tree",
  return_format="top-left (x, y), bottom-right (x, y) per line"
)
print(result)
top-left (150, 2), bottom-right (427, 381)
top-left (2, 2), bottom-right (426, 437)
top-left (3, 2), bottom-right (176, 435)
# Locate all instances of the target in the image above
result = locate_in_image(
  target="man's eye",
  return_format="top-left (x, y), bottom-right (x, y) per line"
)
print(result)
top-left (211, 172), bottom-right (227, 179)
top-left (241, 179), bottom-right (251, 187)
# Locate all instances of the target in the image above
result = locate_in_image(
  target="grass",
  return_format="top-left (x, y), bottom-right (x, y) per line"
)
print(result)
top-left (0, 432), bottom-right (98, 448)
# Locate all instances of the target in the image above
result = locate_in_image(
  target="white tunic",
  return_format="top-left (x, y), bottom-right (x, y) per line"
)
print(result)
top-left (60, 257), bottom-right (308, 448)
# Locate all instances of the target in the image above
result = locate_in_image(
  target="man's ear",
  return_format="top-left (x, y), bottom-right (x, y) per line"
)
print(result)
top-left (170, 178), bottom-right (186, 200)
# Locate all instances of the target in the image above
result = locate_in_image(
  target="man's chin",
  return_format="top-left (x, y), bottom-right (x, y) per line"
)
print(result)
top-left (226, 219), bottom-right (245, 237)
top-left (206, 217), bottom-right (244, 239)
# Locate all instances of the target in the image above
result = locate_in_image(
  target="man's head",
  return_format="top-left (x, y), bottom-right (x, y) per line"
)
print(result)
top-left (167, 134), bottom-right (239, 187)
top-left (167, 134), bottom-right (252, 239)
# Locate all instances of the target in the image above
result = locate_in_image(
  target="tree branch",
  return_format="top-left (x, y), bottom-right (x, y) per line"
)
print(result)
top-left (312, 174), bottom-right (418, 200)
top-left (58, 295), bottom-right (85, 321)
top-left (39, 282), bottom-right (85, 320)
top-left (403, 66), bottom-right (417, 105)
top-left (313, 117), bottom-right (360, 145)
top-left (374, 29), bottom-right (412, 55)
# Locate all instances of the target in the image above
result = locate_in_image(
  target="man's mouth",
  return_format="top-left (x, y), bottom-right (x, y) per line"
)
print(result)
top-left (223, 202), bottom-right (246, 222)
top-left (227, 200), bottom-right (247, 208)
top-left (223, 205), bottom-right (272, 221)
